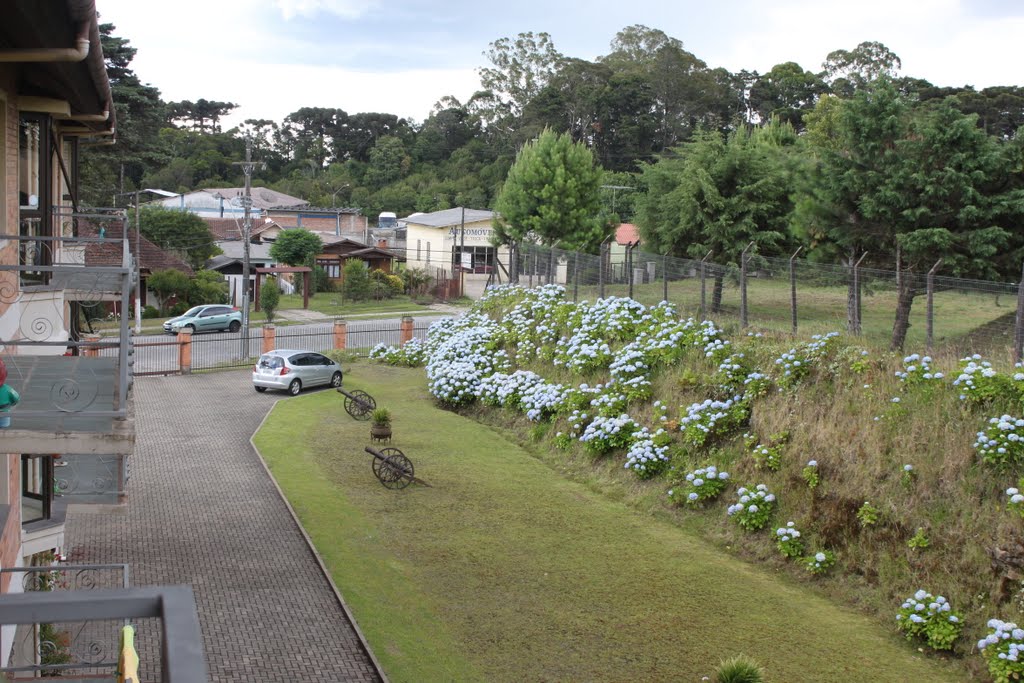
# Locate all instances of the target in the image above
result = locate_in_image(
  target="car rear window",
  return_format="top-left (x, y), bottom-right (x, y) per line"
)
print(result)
top-left (258, 356), bottom-right (284, 369)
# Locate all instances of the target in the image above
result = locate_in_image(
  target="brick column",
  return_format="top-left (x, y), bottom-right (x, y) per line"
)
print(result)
top-left (399, 316), bottom-right (414, 345)
top-left (333, 319), bottom-right (347, 350)
top-left (262, 325), bottom-right (275, 354)
top-left (82, 334), bottom-right (101, 358)
top-left (178, 330), bottom-right (192, 375)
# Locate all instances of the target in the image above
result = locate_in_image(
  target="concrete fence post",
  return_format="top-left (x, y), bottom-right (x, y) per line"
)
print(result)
top-left (178, 329), bottom-right (192, 375)
top-left (334, 319), bottom-right (347, 350)
top-left (262, 325), bottom-right (275, 355)
top-left (399, 316), bottom-right (414, 345)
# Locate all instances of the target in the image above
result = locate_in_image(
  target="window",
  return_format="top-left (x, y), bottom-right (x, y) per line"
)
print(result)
top-left (316, 258), bottom-right (340, 279)
top-left (453, 246), bottom-right (497, 273)
top-left (19, 113), bottom-right (51, 286)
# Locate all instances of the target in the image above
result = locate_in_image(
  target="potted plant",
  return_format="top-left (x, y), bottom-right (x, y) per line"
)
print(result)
top-left (370, 407), bottom-right (392, 442)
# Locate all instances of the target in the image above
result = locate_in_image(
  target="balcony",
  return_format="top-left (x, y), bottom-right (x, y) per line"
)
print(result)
top-left (0, 565), bottom-right (206, 681)
top-left (0, 211), bottom-right (135, 455)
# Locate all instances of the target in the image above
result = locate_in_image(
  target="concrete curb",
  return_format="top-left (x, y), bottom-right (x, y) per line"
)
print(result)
top-left (249, 400), bottom-right (390, 683)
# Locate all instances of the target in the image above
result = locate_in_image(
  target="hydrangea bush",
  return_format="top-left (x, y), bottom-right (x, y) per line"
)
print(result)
top-left (895, 353), bottom-right (944, 386)
top-left (974, 415), bottom-right (1024, 468)
top-left (803, 549), bottom-right (836, 575)
top-left (679, 398), bottom-right (749, 447)
top-left (623, 428), bottom-right (671, 478)
top-left (669, 465), bottom-right (730, 506)
top-left (727, 484), bottom-right (777, 531)
top-left (895, 590), bottom-right (962, 650)
top-left (775, 521), bottom-right (804, 559)
top-left (978, 618), bottom-right (1024, 681)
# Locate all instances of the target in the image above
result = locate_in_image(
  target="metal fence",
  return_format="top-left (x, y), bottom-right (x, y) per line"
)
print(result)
top-left (497, 242), bottom-right (1023, 355)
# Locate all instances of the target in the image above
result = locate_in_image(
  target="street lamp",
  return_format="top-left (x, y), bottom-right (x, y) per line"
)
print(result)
top-left (329, 183), bottom-right (350, 207)
top-left (113, 188), bottom-right (177, 334)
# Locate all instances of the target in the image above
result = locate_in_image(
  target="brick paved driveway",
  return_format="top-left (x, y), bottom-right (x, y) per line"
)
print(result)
top-left (65, 371), bottom-right (384, 682)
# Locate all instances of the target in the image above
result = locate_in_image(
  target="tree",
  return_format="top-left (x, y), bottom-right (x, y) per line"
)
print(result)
top-left (260, 276), bottom-right (280, 323)
top-left (822, 41), bottom-right (901, 96)
top-left (795, 79), bottom-right (1024, 348)
top-left (478, 32), bottom-right (564, 124)
top-left (188, 269), bottom-right (228, 306)
top-left (635, 124), bottom-right (797, 310)
top-left (749, 62), bottom-right (827, 129)
top-left (147, 269), bottom-right (190, 312)
top-left (492, 128), bottom-right (605, 250)
top-left (268, 229), bottom-right (323, 266)
top-left (135, 206), bottom-right (219, 270)
top-left (341, 260), bottom-right (372, 301)
top-left (166, 99), bottom-right (238, 133)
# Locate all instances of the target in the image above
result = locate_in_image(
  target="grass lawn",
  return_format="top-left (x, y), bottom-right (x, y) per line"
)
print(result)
top-left (276, 293), bottom-right (436, 316)
top-left (252, 361), bottom-right (968, 682)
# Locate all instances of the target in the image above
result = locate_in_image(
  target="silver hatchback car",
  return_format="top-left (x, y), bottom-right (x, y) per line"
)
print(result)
top-left (252, 349), bottom-right (343, 395)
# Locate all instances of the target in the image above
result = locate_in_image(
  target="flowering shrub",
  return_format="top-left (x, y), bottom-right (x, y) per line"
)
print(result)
top-left (369, 337), bottom-right (429, 367)
top-left (901, 464), bottom-right (916, 489)
top-left (580, 414), bottom-right (640, 455)
top-left (978, 619), bottom-right (1024, 681)
top-left (679, 397), bottom-right (749, 447)
top-left (773, 332), bottom-right (841, 389)
top-left (802, 460), bottom-right (820, 490)
top-left (975, 415), bottom-right (1024, 468)
top-left (896, 591), bottom-right (962, 650)
top-left (1006, 482), bottom-right (1024, 518)
top-left (623, 428), bottom-right (671, 478)
top-left (750, 441), bottom-right (783, 471)
top-left (775, 521), bottom-right (804, 559)
top-left (669, 465), bottom-right (730, 506)
top-left (857, 501), bottom-right (880, 527)
top-left (477, 371), bottom-right (569, 421)
top-left (954, 356), bottom-right (1021, 406)
top-left (803, 550), bottom-right (836, 575)
top-left (727, 484), bottom-right (776, 531)
top-left (895, 353), bottom-right (944, 386)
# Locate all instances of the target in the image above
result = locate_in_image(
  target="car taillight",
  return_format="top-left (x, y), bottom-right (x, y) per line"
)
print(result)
top-left (253, 365), bottom-right (259, 372)
top-left (279, 367), bottom-right (290, 375)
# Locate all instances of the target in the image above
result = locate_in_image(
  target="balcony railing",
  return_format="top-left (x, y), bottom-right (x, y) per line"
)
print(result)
top-left (0, 565), bottom-right (206, 682)
top-left (0, 209), bottom-right (136, 454)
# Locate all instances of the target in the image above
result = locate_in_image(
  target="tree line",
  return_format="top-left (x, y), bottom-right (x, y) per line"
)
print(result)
top-left (80, 23), bottom-right (1024, 346)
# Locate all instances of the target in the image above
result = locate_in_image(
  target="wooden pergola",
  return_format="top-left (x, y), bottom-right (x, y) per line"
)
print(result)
top-left (254, 266), bottom-right (312, 311)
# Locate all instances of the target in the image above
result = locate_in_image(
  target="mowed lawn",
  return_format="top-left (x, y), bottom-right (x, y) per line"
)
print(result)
top-left (252, 361), bottom-right (966, 682)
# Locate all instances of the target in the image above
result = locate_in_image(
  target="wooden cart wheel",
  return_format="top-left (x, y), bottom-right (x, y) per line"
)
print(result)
top-left (377, 453), bottom-right (414, 490)
top-left (372, 447), bottom-right (404, 478)
top-left (344, 390), bottom-right (376, 420)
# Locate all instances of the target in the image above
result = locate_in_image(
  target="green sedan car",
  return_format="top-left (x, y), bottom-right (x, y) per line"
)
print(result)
top-left (163, 305), bottom-right (242, 334)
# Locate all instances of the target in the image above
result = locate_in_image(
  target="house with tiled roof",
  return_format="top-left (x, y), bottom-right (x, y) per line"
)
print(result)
top-left (609, 223), bottom-right (642, 281)
top-left (201, 216), bottom-right (281, 243)
top-left (82, 224), bottom-right (194, 310)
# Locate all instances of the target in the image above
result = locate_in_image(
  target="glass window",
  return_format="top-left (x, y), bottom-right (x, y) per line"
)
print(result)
top-left (21, 455), bottom-right (53, 525)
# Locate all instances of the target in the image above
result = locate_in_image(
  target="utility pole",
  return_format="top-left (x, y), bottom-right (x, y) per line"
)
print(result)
top-left (600, 184), bottom-right (635, 216)
top-left (134, 190), bottom-right (141, 334)
top-left (233, 138), bottom-right (260, 344)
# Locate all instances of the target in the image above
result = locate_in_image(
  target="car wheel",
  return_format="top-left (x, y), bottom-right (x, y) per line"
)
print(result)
top-left (288, 379), bottom-right (302, 396)
top-left (330, 371), bottom-right (343, 388)
top-left (184, 324), bottom-right (196, 334)
top-left (228, 320), bottom-right (241, 333)
top-left (255, 386), bottom-right (267, 393)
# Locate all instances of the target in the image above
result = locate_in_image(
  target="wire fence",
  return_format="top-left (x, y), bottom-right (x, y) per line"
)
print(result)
top-left (426, 241), bottom-right (1023, 356)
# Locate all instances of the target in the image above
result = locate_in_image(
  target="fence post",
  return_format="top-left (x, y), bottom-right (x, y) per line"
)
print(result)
top-left (334, 319), bottom-right (347, 350)
top-left (599, 239), bottom-right (607, 299)
top-left (573, 251), bottom-right (579, 302)
top-left (1015, 261), bottom-right (1024, 364)
top-left (178, 329), bottom-right (192, 375)
top-left (700, 250), bottom-right (712, 321)
top-left (740, 241), bottom-right (754, 329)
top-left (548, 244), bottom-right (556, 285)
top-left (789, 247), bottom-right (802, 337)
top-left (262, 324), bottom-right (275, 354)
top-left (662, 253), bottom-right (668, 303)
top-left (926, 259), bottom-right (942, 352)
top-left (851, 252), bottom-right (868, 335)
top-left (509, 242), bottom-right (518, 285)
top-left (400, 316), bottom-right (414, 345)
top-left (627, 242), bottom-right (635, 299)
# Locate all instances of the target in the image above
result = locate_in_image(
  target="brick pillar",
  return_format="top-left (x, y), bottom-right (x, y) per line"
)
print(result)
top-left (399, 316), bottom-right (414, 345)
top-left (178, 330), bottom-right (192, 375)
top-left (262, 324), bottom-right (275, 354)
top-left (334, 319), bottom-right (347, 350)
top-left (82, 334), bottom-right (101, 358)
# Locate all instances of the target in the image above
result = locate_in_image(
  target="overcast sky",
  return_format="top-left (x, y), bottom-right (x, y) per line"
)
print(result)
top-left (96, 0), bottom-right (1023, 129)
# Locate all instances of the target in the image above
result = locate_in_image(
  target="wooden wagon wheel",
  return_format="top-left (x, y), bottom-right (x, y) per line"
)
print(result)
top-left (344, 390), bottom-right (376, 420)
top-left (376, 453), bottom-right (414, 490)
top-left (371, 447), bottom-right (404, 478)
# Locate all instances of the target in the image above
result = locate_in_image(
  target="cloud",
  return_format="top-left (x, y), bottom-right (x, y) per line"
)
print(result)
top-left (274, 0), bottom-right (378, 20)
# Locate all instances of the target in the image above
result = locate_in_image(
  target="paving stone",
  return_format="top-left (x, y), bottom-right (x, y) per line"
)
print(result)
top-left (65, 372), bottom-right (383, 683)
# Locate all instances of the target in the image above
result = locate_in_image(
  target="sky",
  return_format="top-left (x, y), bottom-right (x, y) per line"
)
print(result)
top-left (96, 0), bottom-right (1024, 129)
